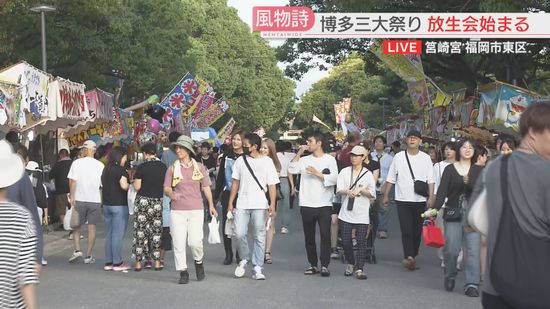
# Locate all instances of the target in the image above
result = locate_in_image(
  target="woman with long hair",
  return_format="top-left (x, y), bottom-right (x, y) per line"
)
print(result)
top-left (214, 131), bottom-right (245, 265)
top-left (433, 139), bottom-right (481, 297)
top-left (132, 143), bottom-right (167, 271)
top-left (164, 135), bottom-right (217, 284)
top-left (433, 141), bottom-right (457, 267)
top-left (260, 138), bottom-right (281, 264)
top-left (101, 146), bottom-right (131, 271)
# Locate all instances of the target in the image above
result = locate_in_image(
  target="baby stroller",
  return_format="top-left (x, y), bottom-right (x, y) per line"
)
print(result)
top-left (339, 200), bottom-right (379, 264)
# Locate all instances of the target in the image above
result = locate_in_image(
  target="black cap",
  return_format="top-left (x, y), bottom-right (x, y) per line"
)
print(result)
top-left (406, 130), bottom-right (422, 139)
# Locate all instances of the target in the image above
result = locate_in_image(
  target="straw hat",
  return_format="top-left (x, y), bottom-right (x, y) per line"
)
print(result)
top-left (0, 140), bottom-right (25, 188)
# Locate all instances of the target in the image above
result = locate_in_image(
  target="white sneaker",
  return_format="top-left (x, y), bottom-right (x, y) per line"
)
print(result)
top-left (234, 259), bottom-right (248, 278)
top-left (252, 266), bottom-right (266, 280)
top-left (41, 258), bottom-right (48, 266)
top-left (281, 227), bottom-right (289, 234)
top-left (69, 250), bottom-right (83, 263)
top-left (84, 256), bottom-right (96, 264)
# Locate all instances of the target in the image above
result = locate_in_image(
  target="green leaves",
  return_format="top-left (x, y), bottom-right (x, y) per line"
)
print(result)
top-left (1, 0), bottom-right (294, 131)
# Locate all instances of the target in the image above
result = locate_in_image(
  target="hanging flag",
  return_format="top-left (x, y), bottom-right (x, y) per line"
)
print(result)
top-left (159, 73), bottom-right (198, 121)
top-left (494, 84), bottom-right (533, 131)
top-left (196, 99), bottom-right (230, 128)
top-left (312, 114), bottom-right (331, 130)
top-left (433, 91), bottom-right (452, 107)
top-left (216, 117), bottom-right (236, 145)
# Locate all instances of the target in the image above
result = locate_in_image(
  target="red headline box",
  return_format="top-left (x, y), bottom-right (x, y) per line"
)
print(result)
top-left (383, 40), bottom-right (422, 54)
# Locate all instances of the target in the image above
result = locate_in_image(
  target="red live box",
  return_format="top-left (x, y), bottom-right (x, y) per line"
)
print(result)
top-left (383, 40), bottom-right (422, 54)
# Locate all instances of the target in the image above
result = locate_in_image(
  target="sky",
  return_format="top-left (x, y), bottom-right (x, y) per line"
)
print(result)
top-left (226, 0), bottom-right (330, 99)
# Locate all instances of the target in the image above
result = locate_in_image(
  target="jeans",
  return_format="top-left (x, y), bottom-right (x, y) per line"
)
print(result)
top-left (341, 221), bottom-right (369, 270)
top-left (278, 178), bottom-right (291, 229)
top-left (220, 191), bottom-right (234, 258)
top-left (378, 187), bottom-right (394, 232)
top-left (396, 201), bottom-right (425, 259)
top-left (300, 206), bottom-right (332, 268)
top-left (444, 221), bottom-right (481, 288)
top-left (234, 208), bottom-right (267, 267)
top-left (103, 205), bottom-right (129, 265)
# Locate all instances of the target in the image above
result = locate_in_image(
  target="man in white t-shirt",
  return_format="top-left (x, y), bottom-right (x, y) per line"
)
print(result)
top-left (289, 132), bottom-right (338, 277)
top-left (383, 130), bottom-right (435, 271)
top-left (228, 133), bottom-right (279, 280)
top-left (67, 140), bottom-right (104, 264)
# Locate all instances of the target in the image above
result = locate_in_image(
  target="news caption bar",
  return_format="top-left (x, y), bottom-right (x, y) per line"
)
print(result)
top-left (252, 8), bottom-right (550, 39)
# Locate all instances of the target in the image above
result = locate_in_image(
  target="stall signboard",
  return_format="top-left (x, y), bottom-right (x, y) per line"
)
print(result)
top-left (0, 62), bottom-right (53, 126)
top-left (0, 81), bottom-right (22, 127)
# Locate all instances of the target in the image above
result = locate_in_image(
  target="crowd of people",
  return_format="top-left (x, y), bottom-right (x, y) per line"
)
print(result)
top-left (1, 101), bottom-right (549, 308)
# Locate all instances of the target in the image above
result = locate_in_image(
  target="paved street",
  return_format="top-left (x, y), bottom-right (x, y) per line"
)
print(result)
top-left (39, 206), bottom-right (482, 309)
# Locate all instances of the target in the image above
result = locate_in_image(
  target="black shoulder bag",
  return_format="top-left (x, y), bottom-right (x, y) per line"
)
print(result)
top-left (243, 155), bottom-right (273, 205)
top-left (490, 155), bottom-right (550, 309)
top-left (346, 168), bottom-right (369, 211)
top-left (404, 151), bottom-right (429, 197)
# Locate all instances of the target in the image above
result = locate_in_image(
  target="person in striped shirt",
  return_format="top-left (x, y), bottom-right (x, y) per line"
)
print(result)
top-left (0, 140), bottom-right (38, 309)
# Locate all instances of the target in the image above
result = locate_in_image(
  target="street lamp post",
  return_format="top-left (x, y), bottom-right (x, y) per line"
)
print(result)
top-left (378, 97), bottom-right (388, 130)
top-left (30, 4), bottom-right (56, 72)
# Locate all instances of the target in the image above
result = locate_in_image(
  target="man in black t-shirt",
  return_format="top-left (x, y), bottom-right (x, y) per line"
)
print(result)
top-left (50, 149), bottom-right (72, 226)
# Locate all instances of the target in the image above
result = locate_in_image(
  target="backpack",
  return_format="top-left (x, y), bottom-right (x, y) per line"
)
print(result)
top-left (490, 155), bottom-right (550, 309)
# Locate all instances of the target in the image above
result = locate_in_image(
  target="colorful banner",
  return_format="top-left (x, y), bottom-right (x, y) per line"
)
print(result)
top-left (495, 84), bottom-right (533, 131)
top-left (67, 108), bottom-right (133, 148)
top-left (334, 97), bottom-right (352, 124)
top-left (159, 73), bottom-right (198, 122)
top-left (86, 88), bottom-right (114, 122)
top-left (216, 117), bottom-right (236, 144)
top-left (405, 54), bottom-right (429, 109)
top-left (0, 62), bottom-right (52, 125)
top-left (477, 86), bottom-right (499, 125)
top-left (54, 78), bottom-right (88, 119)
top-left (433, 90), bottom-right (452, 107)
top-left (0, 81), bottom-right (22, 127)
top-left (196, 99), bottom-right (230, 128)
top-left (370, 40), bottom-right (425, 82)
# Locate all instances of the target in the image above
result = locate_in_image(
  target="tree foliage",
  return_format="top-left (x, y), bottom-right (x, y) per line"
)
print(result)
top-left (295, 54), bottom-right (413, 130)
top-left (279, 0), bottom-right (550, 96)
top-left (0, 0), bottom-right (294, 131)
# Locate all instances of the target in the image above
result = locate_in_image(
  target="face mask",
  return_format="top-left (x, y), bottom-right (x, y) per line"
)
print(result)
top-left (243, 147), bottom-right (250, 155)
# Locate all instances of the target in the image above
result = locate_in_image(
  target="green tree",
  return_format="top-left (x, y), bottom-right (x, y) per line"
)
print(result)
top-left (279, 0), bottom-right (550, 96)
top-left (0, 0), bottom-right (295, 131)
top-left (295, 54), bottom-right (412, 130)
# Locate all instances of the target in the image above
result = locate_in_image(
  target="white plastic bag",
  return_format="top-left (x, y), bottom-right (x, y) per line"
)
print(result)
top-left (224, 212), bottom-right (237, 238)
top-left (208, 218), bottom-right (221, 244)
top-left (64, 207), bottom-right (72, 231)
top-left (468, 188), bottom-right (488, 237)
top-left (128, 185), bottom-right (137, 215)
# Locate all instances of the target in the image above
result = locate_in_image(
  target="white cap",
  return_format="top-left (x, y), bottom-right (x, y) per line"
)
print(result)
top-left (25, 161), bottom-right (42, 172)
top-left (80, 140), bottom-right (97, 150)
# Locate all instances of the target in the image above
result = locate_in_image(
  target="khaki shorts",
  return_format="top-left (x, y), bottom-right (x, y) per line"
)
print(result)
top-left (55, 194), bottom-right (69, 216)
top-left (75, 201), bottom-right (102, 226)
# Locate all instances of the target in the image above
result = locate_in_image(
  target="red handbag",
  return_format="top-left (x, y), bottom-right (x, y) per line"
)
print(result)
top-left (423, 219), bottom-right (445, 248)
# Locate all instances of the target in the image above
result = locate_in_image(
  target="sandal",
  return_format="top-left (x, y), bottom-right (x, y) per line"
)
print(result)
top-left (154, 260), bottom-right (163, 271)
top-left (144, 260), bottom-right (153, 269)
top-left (265, 252), bottom-right (273, 264)
top-left (304, 266), bottom-right (320, 275)
top-left (344, 264), bottom-right (354, 276)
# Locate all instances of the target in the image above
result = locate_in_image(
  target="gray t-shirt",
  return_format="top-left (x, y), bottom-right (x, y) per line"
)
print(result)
top-left (470, 151), bottom-right (550, 296)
